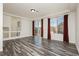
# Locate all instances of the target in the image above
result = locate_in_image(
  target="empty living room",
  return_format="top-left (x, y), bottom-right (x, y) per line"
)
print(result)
top-left (0, 2), bottom-right (79, 57)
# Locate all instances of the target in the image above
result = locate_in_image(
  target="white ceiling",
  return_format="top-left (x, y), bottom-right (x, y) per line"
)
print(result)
top-left (3, 3), bottom-right (77, 18)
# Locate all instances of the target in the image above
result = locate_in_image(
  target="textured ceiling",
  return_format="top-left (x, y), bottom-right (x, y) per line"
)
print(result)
top-left (3, 3), bottom-right (77, 18)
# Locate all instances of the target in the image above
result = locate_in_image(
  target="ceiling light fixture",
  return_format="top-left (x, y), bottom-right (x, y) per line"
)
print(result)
top-left (31, 9), bottom-right (35, 12)
top-left (31, 9), bottom-right (39, 12)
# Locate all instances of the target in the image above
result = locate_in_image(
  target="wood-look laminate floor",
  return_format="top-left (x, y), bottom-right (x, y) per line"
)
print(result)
top-left (0, 36), bottom-right (79, 56)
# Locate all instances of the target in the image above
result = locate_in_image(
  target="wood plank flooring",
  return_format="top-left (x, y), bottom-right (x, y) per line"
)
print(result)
top-left (0, 36), bottom-right (79, 56)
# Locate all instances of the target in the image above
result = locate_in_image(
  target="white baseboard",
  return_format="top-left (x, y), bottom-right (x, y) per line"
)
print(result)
top-left (3, 36), bottom-right (32, 41)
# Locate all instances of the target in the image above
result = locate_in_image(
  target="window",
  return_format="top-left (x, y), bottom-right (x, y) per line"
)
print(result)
top-left (34, 20), bottom-right (41, 36)
top-left (3, 15), bottom-right (21, 38)
top-left (50, 18), bottom-right (58, 33)
top-left (57, 16), bottom-right (64, 34)
top-left (50, 16), bottom-right (64, 34)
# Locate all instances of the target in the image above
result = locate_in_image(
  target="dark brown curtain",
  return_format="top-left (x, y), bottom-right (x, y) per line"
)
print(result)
top-left (63, 15), bottom-right (69, 43)
top-left (48, 18), bottom-right (51, 40)
top-left (32, 21), bottom-right (34, 36)
top-left (41, 19), bottom-right (43, 37)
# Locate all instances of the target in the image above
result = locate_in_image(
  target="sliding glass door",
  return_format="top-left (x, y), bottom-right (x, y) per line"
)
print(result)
top-left (34, 20), bottom-right (41, 36)
top-left (50, 16), bottom-right (64, 41)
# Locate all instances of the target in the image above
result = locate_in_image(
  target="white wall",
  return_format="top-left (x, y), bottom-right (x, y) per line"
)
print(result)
top-left (68, 12), bottom-right (76, 43)
top-left (0, 3), bottom-right (3, 51)
top-left (43, 18), bottom-right (48, 39)
top-left (3, 12), bottom-right (32, 40)
top-left (76, 4), bottom-right (79, 53)
top-left (43, 11), bottom-right (76, 43)
top-left (20, 17), bottom-right (32, 37)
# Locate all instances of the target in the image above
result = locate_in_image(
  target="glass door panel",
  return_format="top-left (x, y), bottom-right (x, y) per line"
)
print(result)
top-left (50, 16), bottom-right (64, 41)
top-left (34, 20), bottom-right (41, 36)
